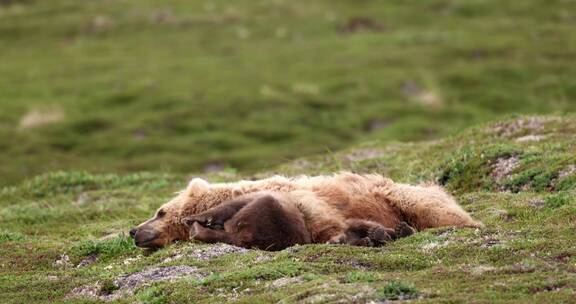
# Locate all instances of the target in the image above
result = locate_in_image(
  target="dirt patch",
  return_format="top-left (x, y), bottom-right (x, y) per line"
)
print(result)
top-left (490, 156), bottom-right (519, 184)
top-left (345, 148), bottom-right (385, 162)
top-left (401, 81), bottom-right (444, 109)
top-left (18, 108), bottom-right (65, 130)
top-left (68, 266), bottom-right (203, 301)
top-left (338, 17), bottom-right (386, 34)
top-left (489, 117), bottom-right (554, 138)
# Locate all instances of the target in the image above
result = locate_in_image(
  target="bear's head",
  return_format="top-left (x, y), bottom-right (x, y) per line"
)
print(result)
top-left (130, 178), bottom-right (240, 248)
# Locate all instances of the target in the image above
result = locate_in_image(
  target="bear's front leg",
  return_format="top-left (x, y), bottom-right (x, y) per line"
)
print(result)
top-left (189, 222), bottom-right (232, 244)
top-left (183, 198), bottom-right (251, 229)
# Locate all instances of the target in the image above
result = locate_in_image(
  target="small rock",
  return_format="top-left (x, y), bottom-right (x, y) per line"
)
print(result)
top-left (77, 254), bottom-right (98, 268)
top-left (515, 134), bottom-right (547, 142)
top-left (53, 254), bottom-right (72, 268)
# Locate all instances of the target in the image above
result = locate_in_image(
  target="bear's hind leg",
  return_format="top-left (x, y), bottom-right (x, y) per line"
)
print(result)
top-left (342, 219), bottom-right (394, 247)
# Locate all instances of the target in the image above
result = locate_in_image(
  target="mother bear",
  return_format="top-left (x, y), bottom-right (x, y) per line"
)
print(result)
top-left (130, 172), bottom-right (481, 249)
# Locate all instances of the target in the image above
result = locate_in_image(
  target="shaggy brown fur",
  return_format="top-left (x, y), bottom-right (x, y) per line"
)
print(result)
top-left (130, 172), bottom-right (482, 249)
top-left (181, 192), bottom-right (416, 250)
top-left (182, 192), bottom-right (311, 251)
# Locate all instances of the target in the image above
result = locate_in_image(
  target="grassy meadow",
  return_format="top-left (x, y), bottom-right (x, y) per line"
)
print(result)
top-left (1, 0), bottom-right (576, 185)
top-left (1, 0), bottom-right (575, 303)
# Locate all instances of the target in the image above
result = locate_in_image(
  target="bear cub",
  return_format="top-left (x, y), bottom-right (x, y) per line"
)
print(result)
top-left (182, 192), bottom-right (416, 251)
top-left (182, 193), bottom-right (311, 251)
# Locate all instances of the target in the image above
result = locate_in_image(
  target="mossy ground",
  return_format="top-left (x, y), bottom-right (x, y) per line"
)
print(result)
top-left (1, 116), bottom-right (575, 303)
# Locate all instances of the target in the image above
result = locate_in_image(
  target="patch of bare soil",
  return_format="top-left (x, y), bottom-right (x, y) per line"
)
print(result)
top-left (490, 156), bottom-right (519, 184)
top-left (489, 117), bottom-right (555, 138)
top-left (345, 148), bottom-right (386, 162)
top-left (68, 266), bottom-right (203, 301)
top-left (18, 108), bottom-right (64, 130)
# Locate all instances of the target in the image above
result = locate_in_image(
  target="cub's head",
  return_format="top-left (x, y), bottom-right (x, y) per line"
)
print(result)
top-left (129, 178), bottom-right (238, 248)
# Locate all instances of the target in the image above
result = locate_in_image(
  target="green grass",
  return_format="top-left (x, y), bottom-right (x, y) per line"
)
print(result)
top-left (376, 281), bottom-right (420, 301)
top-left (1, 0), bottom-right (576, 185)
top-left (1, 0), bottom-right (576, 302)
top-left (0, 115), bottom-right (575, 303)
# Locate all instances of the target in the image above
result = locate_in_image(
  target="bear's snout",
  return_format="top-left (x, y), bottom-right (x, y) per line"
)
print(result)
top-left (130, 227), bottom-right (161, 248)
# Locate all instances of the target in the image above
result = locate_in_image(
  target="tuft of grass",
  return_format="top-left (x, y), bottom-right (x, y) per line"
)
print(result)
top-left (544, 193), bottom-right (571, 209)
top-left (343, 271), bottom-right (377, 283)
top-left (71, 234), bottom-right (136, 261)
top-left (0, 231), bottom-right (26, 244)
top-left (375, 281), bottom-right (420, 301)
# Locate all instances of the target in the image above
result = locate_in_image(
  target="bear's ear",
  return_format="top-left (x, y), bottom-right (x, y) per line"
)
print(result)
top-left (187, 178), bottom-right (210, 196)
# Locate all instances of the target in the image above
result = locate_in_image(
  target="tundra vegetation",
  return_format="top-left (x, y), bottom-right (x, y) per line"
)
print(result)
top-left (0, 0), bottom-right (575, 303)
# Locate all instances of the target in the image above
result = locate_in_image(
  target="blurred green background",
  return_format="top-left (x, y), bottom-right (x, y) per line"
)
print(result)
top-left (1, 0), bottom-right (575, 185)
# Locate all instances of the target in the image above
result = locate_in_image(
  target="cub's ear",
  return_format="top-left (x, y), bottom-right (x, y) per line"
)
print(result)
top-left (186, 178), bottom-right (210, 196)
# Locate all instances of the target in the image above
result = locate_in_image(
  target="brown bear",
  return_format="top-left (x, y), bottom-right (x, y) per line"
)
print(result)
top-left (181, 192), bottom-right (417, 250)
top-left (130, 172), bottom-right (482, 249)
